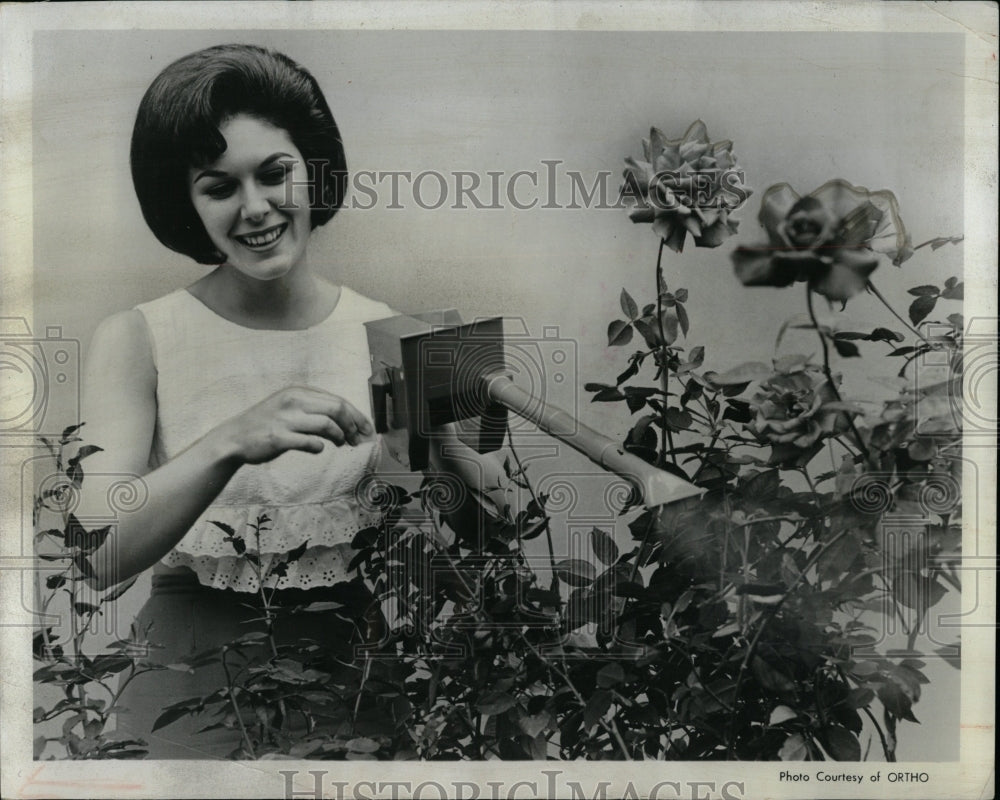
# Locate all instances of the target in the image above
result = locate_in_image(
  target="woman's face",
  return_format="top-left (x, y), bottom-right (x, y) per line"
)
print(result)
top-left (188, 114), bottom-right (313, 282)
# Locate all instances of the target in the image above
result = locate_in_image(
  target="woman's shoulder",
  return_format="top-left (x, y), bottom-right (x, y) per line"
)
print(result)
top-left (330, 283), bottom-right (397, 323)
top-left (87, 308), bottom-right (156, 385)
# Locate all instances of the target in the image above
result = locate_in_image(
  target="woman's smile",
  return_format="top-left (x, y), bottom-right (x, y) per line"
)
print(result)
top-left (233, 222), bottom-right (289, 251)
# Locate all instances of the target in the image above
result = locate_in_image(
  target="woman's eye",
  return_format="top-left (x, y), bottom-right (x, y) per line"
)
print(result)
top-left (259, 166), bottom-right (290, 185)
top-left (205, 182), bottom-right (236, 199)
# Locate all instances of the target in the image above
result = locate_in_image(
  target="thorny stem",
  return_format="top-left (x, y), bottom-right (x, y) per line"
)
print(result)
top-left (655, 238), bottom-right (678, 468)
top-left (805, 286), bottom-right (873, 465)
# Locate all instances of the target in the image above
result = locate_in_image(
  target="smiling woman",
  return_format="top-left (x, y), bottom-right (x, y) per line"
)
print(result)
top-left (68, 44), bottom-right (409, 758)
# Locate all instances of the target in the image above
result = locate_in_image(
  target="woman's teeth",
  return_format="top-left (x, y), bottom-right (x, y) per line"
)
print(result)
top-left (235, 224), bottom-right (286, 247)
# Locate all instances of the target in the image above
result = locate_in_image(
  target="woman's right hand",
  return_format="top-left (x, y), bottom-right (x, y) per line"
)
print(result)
top-left (215, 386), bottom-right (375, 465)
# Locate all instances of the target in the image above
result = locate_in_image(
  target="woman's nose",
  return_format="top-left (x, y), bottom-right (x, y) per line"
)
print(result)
top-left (240, 184), bottom-right (271, 222)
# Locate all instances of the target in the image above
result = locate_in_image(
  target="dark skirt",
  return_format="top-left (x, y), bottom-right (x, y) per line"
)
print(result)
top-left (115, 570), bottom-right (372, 759)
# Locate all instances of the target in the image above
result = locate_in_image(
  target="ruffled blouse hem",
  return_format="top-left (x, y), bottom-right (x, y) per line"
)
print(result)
top-left (166, 499), bottom-right (381, 558)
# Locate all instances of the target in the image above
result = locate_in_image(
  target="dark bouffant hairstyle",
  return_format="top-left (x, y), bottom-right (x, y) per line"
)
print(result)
top-left (130, 44), bottom-right (347, 264)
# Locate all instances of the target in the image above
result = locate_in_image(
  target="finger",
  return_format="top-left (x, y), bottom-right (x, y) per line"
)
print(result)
top-left (295, 412), bottom-right (349, 446)
top-left (297, 396), bottom-right (372, 441)
top-left (284, 433), bottom-right (326, 455)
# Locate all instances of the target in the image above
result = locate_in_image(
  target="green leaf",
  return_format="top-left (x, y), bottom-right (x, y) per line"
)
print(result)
top-left (712, 361), bottom-right (771, 385)
top-left (151, 704), bottom-right (196, 732)
top-left (675, 302), bottom-right (690, 337)
top-left (590, 528), bottom-right (619, 566)
top-left (554, 558), bottom-right (597, 587)
top-left (674, 288), bottom-right (689, 303)
top-left (583, 689), bottom-right (613, 731)
top-left (779, 732), bottom-right (808, 760)
top-left (608, 320), bottom-right (634, 347)
top-left (751, 657), bottom-right (796, 694)
top-left (476, 691), bottom-right (517, 716)
top-left (102, 574), bottom-right (139, 603)
top-left (518, 710), bottom-right (553, 739)
top-left (596, 663), bottom-right (625, 688)
top-left (929, 236), bottom-right (964, 250)
top-left (833, 339), bottom-right (861, 358)
top-left (591, 387), bottom-right (626, 402)
top-left (285, 539), bottom-right (309, 563)
top-left (941, 281), bottom-right (964, 300)
top-left (876, 681), bottom-right (919, 723)
top-left (659, 310), bottom-right (680, 345)
top-left (620, 288), bottom-right (639, 320)
top-left (208, 520), bottom-right (236, 537)
top-left (907, 285), bottom-right (939, 297)
top-left (934, 644), bottom-right (961, 670)
top-left (769, 705), bottom-right (797, 725)
top-left (845, 687), bottom-right (875, 709)
top-left (665, 407), bottom-right (693, 431)
top-left (346, 737), bottom-right (381, 753)
top-left (908, 294), bottom-right (938, 325)
top-left (633, 318), bottom-right (661, 348)
top-left (822, 724), bottom-right (861, 761)
top-left (45, 574), bottom-right (67, 590)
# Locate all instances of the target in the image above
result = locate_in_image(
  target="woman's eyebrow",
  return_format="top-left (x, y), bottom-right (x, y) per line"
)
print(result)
top-left (192, 153), bottom-right (296, 183)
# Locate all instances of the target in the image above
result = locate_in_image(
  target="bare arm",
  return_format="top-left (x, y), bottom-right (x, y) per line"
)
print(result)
top-left (76, 310), bottom-right (373, 590)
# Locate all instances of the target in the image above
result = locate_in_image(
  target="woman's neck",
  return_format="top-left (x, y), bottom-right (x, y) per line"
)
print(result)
top-left (188, 262), bottom-right (341, 330)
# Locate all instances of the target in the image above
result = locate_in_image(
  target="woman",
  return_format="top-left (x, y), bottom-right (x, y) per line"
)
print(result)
top-left (78, 43), bottom-right (495, 759)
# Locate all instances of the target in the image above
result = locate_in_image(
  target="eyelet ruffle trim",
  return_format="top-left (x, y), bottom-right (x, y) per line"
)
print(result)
top-left (160, 499), bottom-right (381, 592)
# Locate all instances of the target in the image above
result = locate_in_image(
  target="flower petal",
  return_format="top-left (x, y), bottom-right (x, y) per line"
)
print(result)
top-left (809, 249), bottom-right (879, 302)
top-left (682, 119), bottom-right (709, 145)
top-left (733, 247), bottom-right (799, 287)
top-left (758, 183), bottom-right (801, 245)
top-left (694, 217), bottom-right (737, 248)
top-left (866, 188), bottom-right (910, 265)
top-left (628, 206), bottom-right (656, 224)
top-left (832, 201), bottom-right (883, 247)
top-left (809, 179), bottom-right (874, 223)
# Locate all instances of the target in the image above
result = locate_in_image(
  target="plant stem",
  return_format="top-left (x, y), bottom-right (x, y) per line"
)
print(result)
top-left (655, 238), bottom-right (678, 468)
top-left (862, 706), bottom-right (897, 762)
top-left (805, 286), bottom-right (873, 464)
top-left (522, 636), bottom-right (633, 760)
top-left (725, 525), bottom-right (852, 758)
top-left (866, 281), bottom-right (932, 344)
top-left (507, 429), bottom-right (559, 593)
top-left (220, 648), bottom-right (256, 758)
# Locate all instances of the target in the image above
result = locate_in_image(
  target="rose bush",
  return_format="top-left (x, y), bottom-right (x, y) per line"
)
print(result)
top-left (731, 180), bottom-right (913, 302)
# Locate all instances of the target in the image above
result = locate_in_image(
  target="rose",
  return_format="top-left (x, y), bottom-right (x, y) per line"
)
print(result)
top-left (622, 120), bottom-right (749, 252)
top-left (732, 179), bottom-right (912, 303)
top-left (748, 366), bottom-right (852, 467)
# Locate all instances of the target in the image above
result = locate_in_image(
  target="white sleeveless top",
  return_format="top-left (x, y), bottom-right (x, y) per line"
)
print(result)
top-left (135, 286), bottom-right (395, 592)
